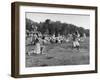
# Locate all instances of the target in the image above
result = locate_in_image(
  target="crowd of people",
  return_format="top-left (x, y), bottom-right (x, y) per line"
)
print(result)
top-left (26, 25), bottom-right (88, 55)
top-left (26, 30), bottom-right (83, 55)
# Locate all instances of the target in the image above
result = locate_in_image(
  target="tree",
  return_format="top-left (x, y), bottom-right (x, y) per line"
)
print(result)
top-left (26, 18), bottom-right (90, 37)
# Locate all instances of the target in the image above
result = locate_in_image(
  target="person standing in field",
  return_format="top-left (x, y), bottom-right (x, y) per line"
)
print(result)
top-left (40, 36), bottom-right (46, 54)
top-left (72, 32), bottom-right (80, 50)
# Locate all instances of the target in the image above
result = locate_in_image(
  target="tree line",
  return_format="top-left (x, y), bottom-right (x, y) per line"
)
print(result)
top-left (26, 18), bottom-right (89, 37)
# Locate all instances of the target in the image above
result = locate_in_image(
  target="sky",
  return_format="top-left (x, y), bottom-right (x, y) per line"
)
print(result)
top-left (26, 12), bottom-right (90, 29)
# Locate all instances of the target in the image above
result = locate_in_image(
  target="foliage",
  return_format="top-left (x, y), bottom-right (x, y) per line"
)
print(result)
top-left (26, 18), bottom-right (89, 37)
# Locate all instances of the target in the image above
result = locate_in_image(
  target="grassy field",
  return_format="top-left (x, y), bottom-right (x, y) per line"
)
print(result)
top-left (26, 37), bottom-right (89, 67)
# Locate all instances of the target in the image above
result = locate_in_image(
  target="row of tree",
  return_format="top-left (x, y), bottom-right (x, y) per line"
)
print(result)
top-left (26, 18), bottom-right (89, 37)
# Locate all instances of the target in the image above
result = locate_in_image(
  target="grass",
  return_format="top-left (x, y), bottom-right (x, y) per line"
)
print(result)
top-left (26, 37), bottom-right (89, 67)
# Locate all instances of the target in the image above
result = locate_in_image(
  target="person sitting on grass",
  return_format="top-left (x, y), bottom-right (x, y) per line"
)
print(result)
top-left (33, 38), bottom-right (41, 54)
top-left (34, 36), bottom-right (46, 55)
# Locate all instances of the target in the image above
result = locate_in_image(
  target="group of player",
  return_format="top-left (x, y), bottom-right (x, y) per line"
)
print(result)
top-left (27, 31), bottom-right (81, 55)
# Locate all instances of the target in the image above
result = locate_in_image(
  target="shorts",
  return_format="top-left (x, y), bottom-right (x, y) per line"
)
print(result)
top-left (73, 41), bottom-right (80, 47)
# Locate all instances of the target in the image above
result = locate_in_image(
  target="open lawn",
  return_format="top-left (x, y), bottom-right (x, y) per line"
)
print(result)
top-left (26, 37), bottom-right (89, 67)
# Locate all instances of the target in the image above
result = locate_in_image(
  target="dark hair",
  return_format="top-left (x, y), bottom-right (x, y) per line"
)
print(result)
top-left (34, 38), bottom-right (39, 45)
top-left (75, 32), bottom-right (77, 35)
top-left (42, 36), bottom-right (45, 39)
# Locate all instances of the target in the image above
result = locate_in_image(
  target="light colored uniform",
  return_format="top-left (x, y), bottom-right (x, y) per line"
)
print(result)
top-left (72, 34), bottom-right (80, 47)
top-left (34, 42), bottom-right (41, 54)
top-left (73, 40), bottom-right (80, 47)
